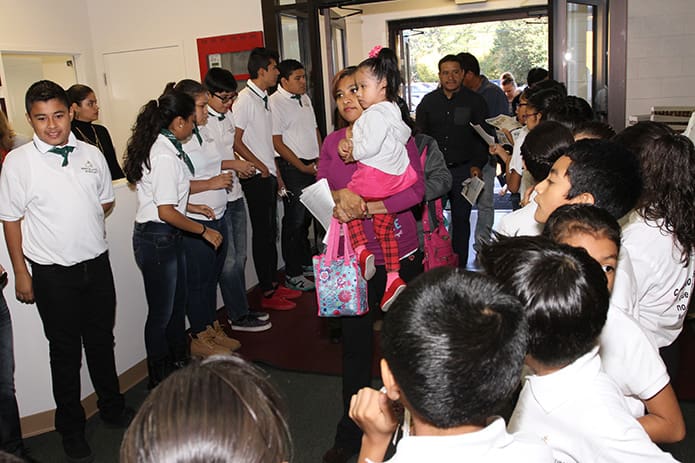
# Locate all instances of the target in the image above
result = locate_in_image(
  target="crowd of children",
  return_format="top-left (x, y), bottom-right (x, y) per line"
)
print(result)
top-left (0, 46), bottom-right (693, 463)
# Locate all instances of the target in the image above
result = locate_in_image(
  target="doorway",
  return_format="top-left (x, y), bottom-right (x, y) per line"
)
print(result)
top-left (0, 53), bottom-right (77, 137)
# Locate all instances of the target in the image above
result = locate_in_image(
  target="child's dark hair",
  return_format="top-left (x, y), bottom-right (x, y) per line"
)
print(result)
top-left (565, 139), bottom-right (642, 220)
top-left (277, 59), bottom-right (304, 82)
top-left (247, 47), bottom-right (280, 80)
top-left (526, 88), bottom-right (564, 118)
top-left (25, 80), bottom-right (69, 113)
top-left (123, 90), bottom-right (195, 184)
top-left (204, 67), bottom-right (238, 94)
top-left (456, 52), bottom-right (480, 76)
top-left (573, 120), bottom-right (616, 140)
top-left (172, 79), bottom-right (206, 99)
top-left (543, 204), bottom-right (622, 251)
top-left (66, 84), bottom-right (95, 106)
top-left (480, 235), bottom-right (609, 368)
top-left (621, 127), bottom-right (695, 263)
top-left (521, 120), bottom-right (574, 183)
top-left (526, 79), bottom-right (568, 100)
top-left (544, 96), bottom-right (594, 132)
top-left (526, 67), bottom-right (549, 86)
top-left (382, 268), bottom-right (528, 428)
top-left (358, 47), bottom-right (401, 102)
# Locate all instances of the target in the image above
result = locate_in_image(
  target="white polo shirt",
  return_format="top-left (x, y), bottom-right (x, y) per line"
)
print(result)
top-left (234, 80), bottom-right (276, 176)
top-left (383, 417), bottom-right (553, 462)
top-left (183, 129), bottom-right (227, 221)
top-left (600, 306), bottom-right (669, 417)
top-left (203, 107), bottom-right (243, 202)
top-left (509, 347), bottom-right (677, 463)
top-left (269, 85), bottom-right (319, 161)
top-left (621, 210), bottom-right (695, 347)
top-left (0, 133), bottom-right (114, 266)
top-left (134, 134), bottom-right (192, 224)
top-left (494, 194), bottom-right (543, 237)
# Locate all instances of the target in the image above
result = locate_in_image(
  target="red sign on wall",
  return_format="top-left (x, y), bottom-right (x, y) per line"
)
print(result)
top-left (196, 31), bottom-right (265, 81)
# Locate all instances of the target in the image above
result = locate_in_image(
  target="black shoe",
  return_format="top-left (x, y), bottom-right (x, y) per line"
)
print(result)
top-left (62, 434), bottom-right (93, 463)
top-left (147, 356), bottom-right (174, 390)
top-left (323, 447), bottom-right (355, 463)
top-left (100, 406), bottom-right (135, 428)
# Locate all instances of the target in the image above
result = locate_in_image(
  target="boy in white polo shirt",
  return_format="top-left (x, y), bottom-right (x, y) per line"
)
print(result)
top-left (0, 80), bottom-right (132, 463)
top-left (270, 59), bottom-right (322, 292)
top-left (349, 268), bottom-right (553, 463)
top-left (234, 47), bottom-right (301, 311)
top-left (480, 236), bottom-right (678, 462)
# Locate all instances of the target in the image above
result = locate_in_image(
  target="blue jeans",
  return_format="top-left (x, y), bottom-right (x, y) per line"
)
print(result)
top-left (474, 158), bottom-right (495, 252)
top-left (133, 222), bottom-right (187, 362)
top-left (219, 198), bottom-right (250, 321)
top-left (0, 293), bottom-right (23, 454)
top-left (183, 216), bottom-right (227, 333)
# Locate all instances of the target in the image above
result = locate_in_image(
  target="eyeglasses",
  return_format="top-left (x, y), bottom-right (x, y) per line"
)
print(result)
top-left (213, 92), bottom-right (238, 103)
top-left (523, 112), bottom-right (539, 120)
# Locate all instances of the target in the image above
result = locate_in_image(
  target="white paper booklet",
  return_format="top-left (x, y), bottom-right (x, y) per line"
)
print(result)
top-left (299, 178), bottom-right (335, 233)
top-left (470, 123), bottom-right (495, 146)
top-left (461, 176), bottom-right (485, 205)
top-left (485, 114), bottom-right (522, 131)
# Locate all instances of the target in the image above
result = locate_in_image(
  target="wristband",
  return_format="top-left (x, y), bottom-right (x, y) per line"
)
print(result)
top-left (199, 225), bottom-right (207, 236)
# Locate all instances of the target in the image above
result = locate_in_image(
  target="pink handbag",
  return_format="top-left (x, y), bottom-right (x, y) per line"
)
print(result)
top-left (313, 218), bottom-right (369, 317)
top-left (422, 197), bottom-right (458, 271)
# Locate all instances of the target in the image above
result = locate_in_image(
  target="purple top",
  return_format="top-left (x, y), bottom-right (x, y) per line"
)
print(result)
top-left (318, 127), bottom-right (425, 265)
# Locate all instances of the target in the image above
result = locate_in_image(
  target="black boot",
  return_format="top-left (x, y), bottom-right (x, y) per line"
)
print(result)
top-left (146, 356), bottom-right (173, 390)
top-left (170, 342), bottom-right (191, 371)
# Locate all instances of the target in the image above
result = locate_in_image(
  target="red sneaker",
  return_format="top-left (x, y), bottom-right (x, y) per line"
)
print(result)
top-left (380, 278), bottom-right (406, 312)
top-left (358, 249), bottom-right (376, 281)
top-left (274, 285), bottom-right (302, 300)
top-left (261, 294), bottom-right (297, 311)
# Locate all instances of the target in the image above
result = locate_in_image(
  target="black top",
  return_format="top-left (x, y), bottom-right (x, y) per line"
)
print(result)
top-left (71, 119), bottom-right (125, 180)
top-left (415, 86), bottom-right (490, 168)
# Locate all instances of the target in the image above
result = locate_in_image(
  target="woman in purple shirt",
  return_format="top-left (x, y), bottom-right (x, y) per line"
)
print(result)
top-left (318, 66), bottom-right (425, 463)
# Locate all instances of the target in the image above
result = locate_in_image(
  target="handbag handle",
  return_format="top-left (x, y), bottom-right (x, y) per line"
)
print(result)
top-left (325, 218), bottom-right (354, 265)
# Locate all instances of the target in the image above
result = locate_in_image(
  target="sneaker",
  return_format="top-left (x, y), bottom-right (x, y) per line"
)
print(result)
top-left (230, 314), bottom-right (272, 332)
top-left (101, 406), bottom-right (135, 428)
top-left (249, 310), bottom-right (270, 321)
top-left (303, 264), bottom-right (314, 277)
top-left (190, 330), bottom-right (233, 358)
top-left (261, 293), bottom-right (297, 310)
top-left (274, 285), bottom-right (302, 300)
top-left (380, 277), bottom-right (407, 312)
top-left (210, 322), bottom-right (242, 351)
top-left (358, 249), bottom-right (376, 280)
top-left (286, 275), bottom-right (315, 291)
top-left (62, 433), bottom-right (94, 463)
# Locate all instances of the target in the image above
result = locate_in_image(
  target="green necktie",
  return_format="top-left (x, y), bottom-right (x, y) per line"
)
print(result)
top-left (160, 129), bottom-right (195, 175)
top-left (193, 125), bottom-right (203, 145)
top-left (49, 145), bottom-right (75, 167)
top-left (208, 111), bottom-right (225, 121)
top-left (291, 94), bottom-right (303, 107)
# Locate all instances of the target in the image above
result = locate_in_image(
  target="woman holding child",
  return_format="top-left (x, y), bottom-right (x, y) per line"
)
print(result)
top-left (318, 63), bottom-right (424, 463)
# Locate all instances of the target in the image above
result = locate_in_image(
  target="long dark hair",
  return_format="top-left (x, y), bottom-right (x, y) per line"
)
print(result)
top-left (358, 47), bottom-right (402, 102)
top-left (66, 84), bottom-right (94, 106)
top-left (123, 90), bottom-right (195, 184)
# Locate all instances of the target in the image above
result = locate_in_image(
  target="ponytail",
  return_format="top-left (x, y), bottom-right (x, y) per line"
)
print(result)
top-left (358, 47), bottom-right (402, 102)
top-left (123, 90), bottom-right (195, 183)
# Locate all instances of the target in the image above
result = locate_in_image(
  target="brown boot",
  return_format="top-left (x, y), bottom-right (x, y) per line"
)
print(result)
top-left (190, 329), bottom-right (230, 358)
top-left (209, 322), bottom-right (242, 351)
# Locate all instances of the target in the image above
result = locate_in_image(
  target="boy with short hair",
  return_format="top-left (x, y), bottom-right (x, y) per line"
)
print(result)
top-left (203, 67), bottom-right (271, 333)
top-left (0, 80), bottom-right (132, 463)
top-left (234, 47), bottom-right (301, 310)
top-left (349, 268), bottom-right (553, 463)
top-left (479, 236), bottom-right (678, 462)
top-left (269, 59), bottom-right (322, 292)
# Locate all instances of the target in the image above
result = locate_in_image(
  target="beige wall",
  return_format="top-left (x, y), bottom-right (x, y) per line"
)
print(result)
top-left (625, 0), bottom-right (695, 119)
